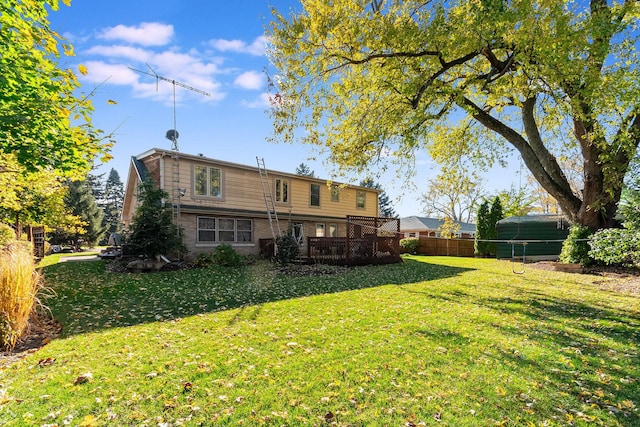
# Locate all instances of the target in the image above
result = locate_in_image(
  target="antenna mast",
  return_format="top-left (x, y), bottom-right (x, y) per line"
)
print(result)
top-left (129, 64), bottom-right (211, 151)
top-left (129, 64), bottom-right (211, 260)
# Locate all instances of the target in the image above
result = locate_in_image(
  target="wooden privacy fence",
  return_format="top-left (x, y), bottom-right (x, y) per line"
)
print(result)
top-left (411, 236), bottom-right (475, 257)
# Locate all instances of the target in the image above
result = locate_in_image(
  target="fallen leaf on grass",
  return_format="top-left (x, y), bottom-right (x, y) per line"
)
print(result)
top-left (38, 358), bottom-right (55, 367)
top-left (74, 372), bottom-right (93, 385)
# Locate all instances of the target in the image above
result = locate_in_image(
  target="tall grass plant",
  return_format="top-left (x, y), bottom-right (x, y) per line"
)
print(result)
top-left (0, 241), bottom-right (43, 350)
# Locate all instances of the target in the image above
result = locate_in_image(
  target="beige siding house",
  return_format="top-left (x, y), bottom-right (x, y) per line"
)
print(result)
top-left (122, 148), bottom-right (380, 259)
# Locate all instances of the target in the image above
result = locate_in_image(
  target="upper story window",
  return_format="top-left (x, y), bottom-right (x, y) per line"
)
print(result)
top-left (310, 183), bottom-right (321, 207)
top-left (275, 178), bottom-right (289, 203)
top-left (356, 190), bottom-right (366, 209)
top-left (194, 165), bottom-right (222, 197)
top-left (330, 186), bottom-right (340, 202)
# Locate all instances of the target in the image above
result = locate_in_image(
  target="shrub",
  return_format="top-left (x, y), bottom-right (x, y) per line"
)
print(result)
top-left (212, 244), bottom-right (244, 267)
top-left (399, 237), bottom-right (420, 254)
top-left (0, 224), bottom-right (16, 246)
top-left (589, 228), bottom-right (640, 267)
top-left (560, 224), bottom-right (593, 266)
top-left (275, 232), bottom-right (300, 264)
top-left (0, 242), bottom-right (43, 350)
top-left (195, 244), bottom-right (245, 268)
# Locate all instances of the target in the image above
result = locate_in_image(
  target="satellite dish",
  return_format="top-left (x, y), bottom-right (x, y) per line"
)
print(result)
top-left (165, 129), bottom-right (179, 141)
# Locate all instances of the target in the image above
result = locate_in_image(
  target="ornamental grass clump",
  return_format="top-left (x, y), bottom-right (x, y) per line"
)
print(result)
top-left (0, 241), bottom-right (43, 350)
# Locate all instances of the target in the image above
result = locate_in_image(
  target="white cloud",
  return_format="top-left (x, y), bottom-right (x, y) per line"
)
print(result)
top-left (99, 22), bottom-right (174, 46)
top-left (210, 35), bottom-right (267, 56)
top-left (80, 61), bottom-right (139, 85)
top-left (86, 45), bottom-right (153, 63)
top-left (234, 71), bottom-right (264, 90)
top-left (240, 92), bottom-right (271, 109)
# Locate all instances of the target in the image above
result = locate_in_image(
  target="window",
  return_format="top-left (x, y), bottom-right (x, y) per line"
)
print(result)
top-left (356, 190), bottom-right (366, 209)
top-left (197, 217), bottom-right (216, 242)
top-left (329, 223), bottom-right (338, 237)
top-left (275, 178), bottom-right (289, 203)
top-left (315, 223), bottom-right (325, 237)
top-left (310, 183), bottom-right (321, 207)
top-left (219, 218), bottom-right (235, 242)
top-left (197, 217), bottom-right (253, 243)
top-left (330, 186), bottom-right (340, 202)
top-left (194, 165), bottom-right (222, 197)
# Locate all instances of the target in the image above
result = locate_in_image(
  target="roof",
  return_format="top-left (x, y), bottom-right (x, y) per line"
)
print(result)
top-left (400, 216), bottom-right (476, 234)
top-left (134, 148), bottom-right (381, 193)
top-left (496, 214), bottom-right (568, 225)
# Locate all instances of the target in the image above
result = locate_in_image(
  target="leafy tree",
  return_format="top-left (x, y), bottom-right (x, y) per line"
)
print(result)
top-left (125, 179), bottom-right (184, 258)
top-left (0, 154), bottom-right (70, 235)
top-left (474, 200), bottom-right (492, 257)
top-left (421, 166), bottom-right (484, 223)
top-left (438, 216), bottom-right (461, 239)
top-left (360, 178), bottom-right (396, 217)
top-left (267, 0), bottom-right (640, 231)
top-left (0, 0), bottom-right (111, 178)
top-left (99, 168), bottom-right (125, 238)
top-left (496, 188), bottom-right (537, 218)
top-left (295, 163), bottom-right (315, 178)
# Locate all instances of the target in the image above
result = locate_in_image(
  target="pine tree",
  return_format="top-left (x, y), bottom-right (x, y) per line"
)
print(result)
top-left (488, 196), bottom-right (504, 257)
top-left (295, 163), bottom-right (315, 178)
top-left (474, 201), bottom-right (491, 257)
top-left (50, 177), bottom-right (107, 248)
top-left (359, 178), bottom-right (397, 218)
top-left (125, 179), bottom-right (184, 258)
top-left (101, 168), bottom-right (124, 239)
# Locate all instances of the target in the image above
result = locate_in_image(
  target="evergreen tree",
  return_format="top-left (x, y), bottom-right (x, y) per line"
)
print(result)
top-left (488, 196), bottom-right (504, 257)
top-left (295, 163), bottom-right (315, 178)
top-left (474, 201), bottom-right (491, 257)
top-left (50, 177), bottom-right (106, 248)
top-left (359, 178), bottom-right (397, 218)
top-left (125, 179), bottom-right (184, 258)
top-left (100, 168), bottom-right (125, 239)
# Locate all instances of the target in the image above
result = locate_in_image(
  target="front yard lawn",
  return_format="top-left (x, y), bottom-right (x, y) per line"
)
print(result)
top-left (1, 256), bottom-right (638, 426)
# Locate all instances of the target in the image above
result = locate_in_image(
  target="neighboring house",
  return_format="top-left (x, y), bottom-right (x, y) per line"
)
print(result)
top-left (122, 148), bottom-right (380, 259)
top-left (400, 216), bottom-right (476, 239)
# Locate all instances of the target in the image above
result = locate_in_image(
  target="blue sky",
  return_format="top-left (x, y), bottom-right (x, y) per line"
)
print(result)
top-left (47, 0), bottom-right (518, 218)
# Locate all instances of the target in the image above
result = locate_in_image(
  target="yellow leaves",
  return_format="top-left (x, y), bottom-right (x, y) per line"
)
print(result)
top-left (495, 385), bottom-right (507, 397)
top-left (78, 64), bottom-right (88, 75)
top-left (107, 99), bottom-right (118, 105)
top-left (79, 414), bottom-right (98, 427)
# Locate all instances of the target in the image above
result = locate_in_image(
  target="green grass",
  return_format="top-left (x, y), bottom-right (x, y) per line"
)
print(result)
top-left (1, 256), bottom-right (638, 426)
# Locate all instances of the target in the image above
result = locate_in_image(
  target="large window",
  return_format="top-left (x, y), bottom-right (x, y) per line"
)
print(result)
top-left (310, 183), bottom-right (321, 207)
top-left (275, 178), bottom-right (289, 203)
top-left (356, 190), bottom-right (366, 209)
top-left (329, 223), bottom-right (338, 237)
top-left (315, 223), bottom-right (325, 237)
top-left (197, 217), bottom-right (252, 243)
top-left (194, 165), bottom-right (222, 197)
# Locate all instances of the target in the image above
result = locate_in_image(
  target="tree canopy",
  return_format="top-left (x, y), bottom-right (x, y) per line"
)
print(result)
top-left (268, 0), bottom-right (640, 230)
top-left (0, 0), bottom-right (112, 179)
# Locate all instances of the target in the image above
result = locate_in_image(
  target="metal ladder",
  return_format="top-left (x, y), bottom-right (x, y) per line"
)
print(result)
top-left (171, 151), bottom-right (181, 229)
top-left (256, 157), bottom-right (282, 254)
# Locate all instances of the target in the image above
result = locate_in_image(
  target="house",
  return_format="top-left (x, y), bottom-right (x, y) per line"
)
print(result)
top-left (400, 216), bottom-right (476, 239)
top-left (122, 148), bottom-right (382, 260)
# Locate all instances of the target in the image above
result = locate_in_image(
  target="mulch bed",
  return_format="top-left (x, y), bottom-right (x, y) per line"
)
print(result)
top-left (0, 312), bottom-right (61, 370)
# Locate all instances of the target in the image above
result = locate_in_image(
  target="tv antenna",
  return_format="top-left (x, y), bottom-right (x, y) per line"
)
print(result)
top-left (129, 63), bottom-right (211, 151)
